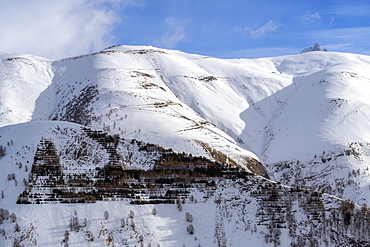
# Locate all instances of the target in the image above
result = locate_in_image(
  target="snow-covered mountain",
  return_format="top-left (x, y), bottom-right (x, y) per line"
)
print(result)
top-left (1, 45), bottom-right (370, 246)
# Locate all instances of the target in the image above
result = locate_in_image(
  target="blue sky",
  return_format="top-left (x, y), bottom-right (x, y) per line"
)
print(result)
top-left (114, 0), bottom-right (370, 58)
top-left (1, 0), bottom-right (370, 59)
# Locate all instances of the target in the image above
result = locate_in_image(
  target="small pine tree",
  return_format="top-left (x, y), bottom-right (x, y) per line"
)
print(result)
top-left (130, 219), bottom-right (135, 230)
top-left (129, 210), bottom-right (135, 219)
top-left (14, 223), bottom-right (21, 232)
top-left (120, 218), bottom-right (126, 228)
top-left (86, 231), bottom-right (94, 242)
top-left (0, 145), bottom-right (6, 157)
top-left (152, 207), bottom-right (157, 215)
top-left (64, 230), bottom-right (70, 242)
top-left (10, 213), bottom-right (17, 223)
top-left (2, 209), bottom-right (9, 220)
top-left (13, 238), bottom-right (21, 247)
top-left (185, 212), bottom-right (193, 222)
top-left (177, 198), bottom-right (182, 211)
top-left (138, 235), bottom-right (144, 242)
top-left (1, 190), bottom-right (4, 199)
top-left (70, 217), bottom-right (79, 232)
top-left (187, 224), bottom-right (194, 235)
top-left (107, 233), bottom-right (114, 243)
top-left (113, 134), bottom-right (120, 148)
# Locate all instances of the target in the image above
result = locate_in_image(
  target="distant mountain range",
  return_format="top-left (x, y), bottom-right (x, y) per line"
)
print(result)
top-left (1, 45), bottom-right (370, 246)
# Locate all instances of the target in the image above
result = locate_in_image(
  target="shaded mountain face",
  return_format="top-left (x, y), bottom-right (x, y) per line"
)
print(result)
top-left (1, 46), bottom-right (370, 246)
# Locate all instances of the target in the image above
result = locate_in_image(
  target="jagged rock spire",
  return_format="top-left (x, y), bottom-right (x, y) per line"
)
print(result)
top-left (300, 43), bottom-right (327, 53)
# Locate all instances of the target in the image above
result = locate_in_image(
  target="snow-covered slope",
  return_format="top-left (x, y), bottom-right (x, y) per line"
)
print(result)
top-left (94, 47), bottom-right (370, 205)
top-left (0, 54), bottom-right (52, 126)
top-left (2, 45), bottom-right (370, 246)
top-left (256, 52), bottom-right (370, 204)
top-left (28, 46), bottom-right (267, 176)
top-left (1, 121), bottom-right (369, 246)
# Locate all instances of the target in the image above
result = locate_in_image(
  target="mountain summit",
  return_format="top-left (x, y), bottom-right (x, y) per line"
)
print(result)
top-left (300, 43), bottom-right (327, 53)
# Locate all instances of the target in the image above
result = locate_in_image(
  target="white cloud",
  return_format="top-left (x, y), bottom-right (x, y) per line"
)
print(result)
top-left (0, 0), bottom-right (141, 59)
top-left (250, 21), bottom-right (280, 38)
top-left (155, 18), bottom-right (187, 49)
top-left (300, 12), bottom-right (321, 22)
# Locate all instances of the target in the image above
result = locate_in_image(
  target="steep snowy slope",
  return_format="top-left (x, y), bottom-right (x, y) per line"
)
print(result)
top-left (0, 53), bottom-right (52, 127)
top-left (111, 47), bottom-right (370, 204)
top-left (31, 46), bottom-right (264, 175)
top-left (256, 53), bottom-right (370, 204)
top-left (1, 122), bottom-right (370, 246)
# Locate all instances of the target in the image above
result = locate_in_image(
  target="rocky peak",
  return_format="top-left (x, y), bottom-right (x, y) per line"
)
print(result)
top-left (300, 43), bottom-right (327, 53)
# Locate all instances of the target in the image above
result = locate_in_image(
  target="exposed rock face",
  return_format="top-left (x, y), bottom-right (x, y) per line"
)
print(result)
top-left (300, 43), bottom-right (327, 53)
